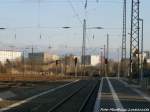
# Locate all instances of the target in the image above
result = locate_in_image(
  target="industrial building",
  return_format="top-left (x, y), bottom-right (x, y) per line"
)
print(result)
top-left (81, 55), bottom-right (100, 66)
top-left (0, 50), bottom-right (22, 63)
top-left (28, 52), bottom-right (59, 63)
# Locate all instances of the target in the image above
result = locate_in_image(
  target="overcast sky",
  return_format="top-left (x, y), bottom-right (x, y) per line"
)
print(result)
top-left (0, 0), bottom-right (149, 56)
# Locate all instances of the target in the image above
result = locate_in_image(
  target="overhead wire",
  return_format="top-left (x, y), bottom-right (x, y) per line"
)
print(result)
top-left (67, 0), bottom-right (82, 25)
top-left (0, 0), bottom-right (126, 50)
top-left (2, 0), bottom-right (124, 4)
top-left (38, 0), bottom-right (42, 39)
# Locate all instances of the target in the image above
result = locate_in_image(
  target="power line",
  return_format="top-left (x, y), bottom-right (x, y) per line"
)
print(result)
top-left (67, 0), bottom-right (82, 25)
top-left (0, 0), bottom-right (124, 4)
top-left (84, 0), bottom-right (87, 9)
top-left (38, 0), bottom-right (42, 39)
top-left (38, 0), bottom-right (41, 28)
top-left (2, 26), bottom-right (128, 31)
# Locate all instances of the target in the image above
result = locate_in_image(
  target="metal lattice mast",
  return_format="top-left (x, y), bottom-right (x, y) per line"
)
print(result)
top-left (122, 0), bottom-right (126, 60)
top-left (130, 0), bottom-right (140, 78)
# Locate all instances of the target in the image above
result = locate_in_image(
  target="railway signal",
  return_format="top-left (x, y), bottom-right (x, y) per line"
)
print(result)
top-left (74, 57), bottom-right (78, 67)
top-left (74, 57), bottom-right (78, 77)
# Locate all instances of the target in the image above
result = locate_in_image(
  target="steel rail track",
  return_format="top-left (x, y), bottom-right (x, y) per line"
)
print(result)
top-left (48, 79), bottom-right (99, 112)
top-left (78, 80), bottom-right (99, 112)
top-left (47, 81), bottom-right (90, 112)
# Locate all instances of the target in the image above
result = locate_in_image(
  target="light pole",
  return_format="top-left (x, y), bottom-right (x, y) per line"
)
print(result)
top-left (0, 28), bottom-right (6, 30)
top-left (22, 48), bottom-right (30, 76)
top-left (22, 50), bottom-right (25, 75)
top-left (82, 19), bottom-right (86, 76)
top-left (0, 28), bottom-right (6, 74)
top-left (31, 45), bottom-right (34, 74)
top-left (58, 25), bottom-right (104, 76)
top-left (117, 48), bottom-right (120, 79)
top-left (139, 18), bottom-right (143, 81)
top-left (100, 48), bottom-right (104, 76)
top-left (106, 34), bottom-right (109, 76)
top-left (82, 19), bottom-right (104, 76)
top-left (9, 45), bottom-right (15, 75)
top-left (104, 45), bottom-right (106, 77)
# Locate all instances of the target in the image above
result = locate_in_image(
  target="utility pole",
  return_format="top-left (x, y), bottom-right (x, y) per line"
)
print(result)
top-left (64, 55), bottom-right (67, 75)
top-left (122, 0), bottom-right (127, 60)
top-left (9, 45), bottom-right (15, 75)
top-left (130, 0), bottom-right (140, 80)
top-left (139, 19), bottom-right (144, 81)
top-left (117, 48), bottom-right (120, 79)
top-left (81, 19), bottom-right (103, 76)
top-left (23, 51), bottom-right (25, 76)
top-left (106, 34), bottom-right (109, 76)
top-left (82, 19), bottom-right (86, 76)
top-left (121, 0), bottom-right (127, 77)
top-left (100, 51), bottom-right (103, 76)
top-left (104, 45), bottom-right (106, 76)
top-left (31, 45), bottom-right (34, 73)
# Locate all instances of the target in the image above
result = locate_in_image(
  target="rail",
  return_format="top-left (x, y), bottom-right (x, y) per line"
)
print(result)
top-left (47, 80), bottom-right (99, 112)
top-left (47, 82), bottom-right (88, 112)
top-left (78, 80), bottom-right (99, 112)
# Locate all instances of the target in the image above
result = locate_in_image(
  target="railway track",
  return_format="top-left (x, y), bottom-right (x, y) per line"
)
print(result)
top-left (47, 79), bottom-right (100, 112)
top-left (4, 79), bottom-right (100, 112)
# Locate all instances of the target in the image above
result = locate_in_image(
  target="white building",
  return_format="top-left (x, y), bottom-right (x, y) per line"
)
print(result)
top-left (142, 51), bottom-right (150, 63)
top-left (0, 50), bottom-right (22, 63)
top-left (135, 51), bottom-right (150, 63)
top-left (91, 55), bottom-right (100, 66)
top-left (51, 54), bottom-right (60, 60)
top-left (81, 55), bottom-right (100, 66)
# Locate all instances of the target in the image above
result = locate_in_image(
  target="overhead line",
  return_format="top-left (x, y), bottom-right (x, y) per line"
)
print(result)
top-left (0, 0), bottom-right (123, 4)
top-left (67, 0), bottom-right (83, 25)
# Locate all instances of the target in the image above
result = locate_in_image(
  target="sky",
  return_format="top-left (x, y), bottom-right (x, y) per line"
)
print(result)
top-left (0, 0), bottom-right (149, 57)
